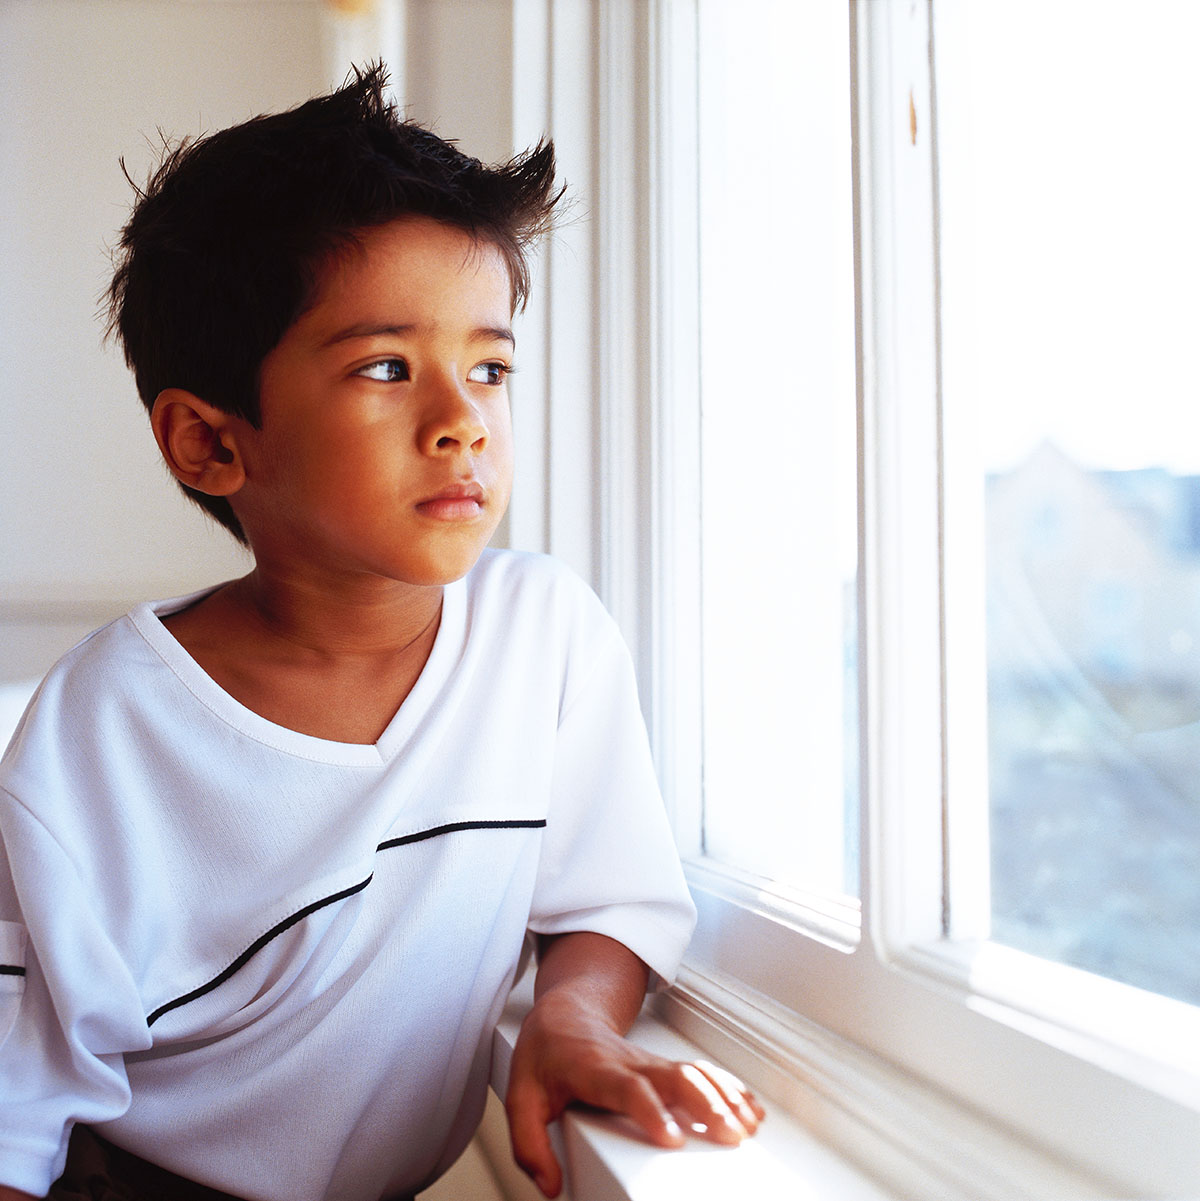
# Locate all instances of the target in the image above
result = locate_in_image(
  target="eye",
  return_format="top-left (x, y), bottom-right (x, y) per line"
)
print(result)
top-left (355, 358), bottom-right (409, 382)
top-left (466, 361), bottom-right (513, 386)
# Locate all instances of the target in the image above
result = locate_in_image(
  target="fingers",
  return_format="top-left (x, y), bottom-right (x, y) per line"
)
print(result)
top-left (602, 1071), bottom-right (688, 1150)
top-left (696, 1060), bottom-right (767, 1129)
top-left (507, 1065), bottom-right (691, 1197)
top-left (655, 1061), bottom-right (765, 1145)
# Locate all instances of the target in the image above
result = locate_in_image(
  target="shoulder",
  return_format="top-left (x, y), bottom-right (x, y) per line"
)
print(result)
top-left (11, 582), bottom-right (225, 729)
top-left (467, 547), bottom-right (590, 592)
top-left (460, 551), bottom-right (631, 707)
top-left (464, 549), bottom-right (613, 632)
top-left (0, 594), bottom-right (199, 811)
top-left (11, 610), bottom-right (141, 729)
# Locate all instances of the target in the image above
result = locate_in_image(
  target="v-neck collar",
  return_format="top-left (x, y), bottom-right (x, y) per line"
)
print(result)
top-left (129, 577), bottom-right (468, 767)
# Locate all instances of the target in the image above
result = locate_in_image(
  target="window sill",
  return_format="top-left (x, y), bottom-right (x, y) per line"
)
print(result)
top-left (491, 958), bottom-right (1159, 1201)
top-left (490, 973), bottom-right (893, 1201)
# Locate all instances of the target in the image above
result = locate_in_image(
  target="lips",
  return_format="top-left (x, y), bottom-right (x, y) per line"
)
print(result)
top-left (415, 481), bottom-right (486, 521)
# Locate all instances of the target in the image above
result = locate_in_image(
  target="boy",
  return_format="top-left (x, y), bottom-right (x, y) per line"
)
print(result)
top-left (0, 66), bottom-right (760, 1201)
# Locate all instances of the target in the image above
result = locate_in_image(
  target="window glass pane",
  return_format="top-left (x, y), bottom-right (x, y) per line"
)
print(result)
top-left (697, 0), bottom-right (858, 898)
top-left (937, 0), bottom-right (1200, 1004)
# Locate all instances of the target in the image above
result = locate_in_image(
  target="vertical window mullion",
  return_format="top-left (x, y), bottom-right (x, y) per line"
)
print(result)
top-left (647, 0), bottom-right (703, 849)
top-left (858, 0), bottom-right (945, 952)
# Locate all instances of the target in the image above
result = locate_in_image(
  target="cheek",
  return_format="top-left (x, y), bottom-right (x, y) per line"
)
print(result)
top-left (491, 440), bottom-right (515, 507)
top-left (253, 431), bottom-right (376, 519)
top-left (490, 406), bottom-right (516, 472)
top-left (295, 413), bottom-right (403, 480)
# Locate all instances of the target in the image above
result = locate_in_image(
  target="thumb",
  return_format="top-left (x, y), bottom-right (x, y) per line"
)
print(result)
top-left (506, 1081), bottom-right (565, 1198)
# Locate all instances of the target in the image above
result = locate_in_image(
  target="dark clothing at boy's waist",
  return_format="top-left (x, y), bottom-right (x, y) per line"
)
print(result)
top-left (48, 1126), bottom-right (416, 1201)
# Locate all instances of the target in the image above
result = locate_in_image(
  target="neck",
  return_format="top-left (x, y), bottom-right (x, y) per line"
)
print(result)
top-left (160, 568), bottom-right (451, 743)
top-left (227, 569), bottom-right (446, 661)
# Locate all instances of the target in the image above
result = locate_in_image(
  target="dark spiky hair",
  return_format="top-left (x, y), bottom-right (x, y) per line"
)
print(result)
top-left (107, 63), bottom-right (562, 542)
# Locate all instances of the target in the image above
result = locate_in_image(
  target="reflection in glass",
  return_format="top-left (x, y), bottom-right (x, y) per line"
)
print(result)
top-left (936, 0), bottom-right (1200, 1004)
top-left (987, 447), bottom-right (1200, 1003)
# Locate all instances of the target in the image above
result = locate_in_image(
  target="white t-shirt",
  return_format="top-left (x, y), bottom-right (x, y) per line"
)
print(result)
top-left (0, 550), bottom-right (695, 1201)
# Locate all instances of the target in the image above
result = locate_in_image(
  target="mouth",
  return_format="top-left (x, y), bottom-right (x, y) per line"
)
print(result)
top-left (415, 481), bottom-right (486, 521)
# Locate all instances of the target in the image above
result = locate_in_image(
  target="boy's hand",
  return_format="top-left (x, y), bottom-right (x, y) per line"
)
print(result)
top-left (505, 932), bottom-right (764, 1199)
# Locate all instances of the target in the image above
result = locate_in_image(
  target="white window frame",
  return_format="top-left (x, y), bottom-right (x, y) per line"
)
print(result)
top-left (511, 0), bottom-right (1200, 1196)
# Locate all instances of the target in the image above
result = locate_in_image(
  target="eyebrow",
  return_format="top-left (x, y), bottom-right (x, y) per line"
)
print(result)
top-left (322, 322), bottom-right (515, 348)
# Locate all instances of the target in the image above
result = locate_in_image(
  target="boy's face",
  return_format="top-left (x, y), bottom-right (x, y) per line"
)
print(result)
top-left (233, 217), bottom-right (516, 589)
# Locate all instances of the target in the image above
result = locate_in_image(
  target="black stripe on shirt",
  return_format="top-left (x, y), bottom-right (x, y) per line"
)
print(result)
top-left (146, 817), bottom-right (547, 1027)
top-left (146, 875), bottom-right (373, 1026)
top-left (0, 965), bottom-right (25, 977)
top-left (376, 818), bottom-right (547, 852)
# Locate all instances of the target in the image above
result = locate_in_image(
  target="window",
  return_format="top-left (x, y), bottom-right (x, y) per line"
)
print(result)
top-left (937, 0), bottom-right (1200, 1010)
top-left (695, 0), bottom-right (859, 904)
top-left (634, 1), bottom-right (1200, 1196)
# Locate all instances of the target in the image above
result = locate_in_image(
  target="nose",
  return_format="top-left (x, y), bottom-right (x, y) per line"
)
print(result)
top-left (418, 377), bottom-right (489, 457)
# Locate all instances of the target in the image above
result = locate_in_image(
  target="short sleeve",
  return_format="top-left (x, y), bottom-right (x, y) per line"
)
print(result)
top-left (527, 622), bottom-right (696, 985)
top-left (0, 792), bottom-right (147, 1197)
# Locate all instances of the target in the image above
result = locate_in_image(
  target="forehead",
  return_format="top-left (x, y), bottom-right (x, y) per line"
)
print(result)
top-left (307, 217), bottom-right (514, 324)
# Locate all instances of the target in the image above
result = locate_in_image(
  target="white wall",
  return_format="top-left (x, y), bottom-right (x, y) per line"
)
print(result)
top-left (404, 0), bottom-right (514, 162)
top-left (0, 0), bottom-right (338, 679)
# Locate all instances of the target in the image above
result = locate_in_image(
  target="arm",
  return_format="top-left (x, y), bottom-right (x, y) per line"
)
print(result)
top-left (0, 1188), bottom-right (39, 1200)
top-left (505, 931), bottom-right (764, 1199)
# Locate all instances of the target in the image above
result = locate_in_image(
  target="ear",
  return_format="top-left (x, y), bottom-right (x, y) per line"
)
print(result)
top-left (150, 389), bottom-right (247, 497)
